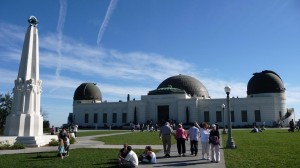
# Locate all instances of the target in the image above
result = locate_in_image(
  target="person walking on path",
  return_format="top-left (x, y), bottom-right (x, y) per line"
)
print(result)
top-left (159, 122), bottom-right (174, 158)
top-left (209, 124), bottom-right (220, 163)
top-left (187, 122), bottom-right (200, 156)
top-left (175, 124), bottom-right (187, 157)
top-left (200, 122), bottom-right (210, 160)
top-left (73, 124), bottom-right (78, 137)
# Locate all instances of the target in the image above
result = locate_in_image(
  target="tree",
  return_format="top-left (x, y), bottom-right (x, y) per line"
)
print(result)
top-left (41, 107), bottom-right (50, 128)
top-left (0, 92), bottom-right (13, 129)
top-left (40, 107), bottom-right (48, 119)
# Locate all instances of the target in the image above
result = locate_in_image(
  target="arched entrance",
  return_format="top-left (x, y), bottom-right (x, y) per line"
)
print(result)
top-left (157, 105), bottom-right (169, 125)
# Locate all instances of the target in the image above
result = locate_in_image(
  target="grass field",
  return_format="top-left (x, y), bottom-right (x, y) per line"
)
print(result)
top-left (77, 130), bottom-right (130, 137)
top-left (223, 129), bottom-right (300, 168)
top-left (1, 128), bottom-right (300, 167)
top-left (0, 148), bottom-right (145, 168)
top-left (94, 131), bottom-right (176, 145)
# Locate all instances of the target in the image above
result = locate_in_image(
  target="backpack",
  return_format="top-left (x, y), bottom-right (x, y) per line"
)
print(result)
top-left (210, 136), bottom-right (219, 145)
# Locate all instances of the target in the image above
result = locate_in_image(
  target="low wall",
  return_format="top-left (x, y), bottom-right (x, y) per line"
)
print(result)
top-left (0, 135), bottom-right (58, 147)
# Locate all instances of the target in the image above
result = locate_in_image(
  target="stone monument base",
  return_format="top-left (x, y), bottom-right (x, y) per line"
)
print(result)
top-left (4, 113), bottom-right (43, 136)
top-left (0, 135), bottom-right (58, 147)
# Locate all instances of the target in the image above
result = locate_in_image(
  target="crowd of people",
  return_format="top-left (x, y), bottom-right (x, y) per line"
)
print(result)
top-left (55, 121), bottom-right (222, 165)
top-left (117, 121), bottom-right (221, 167)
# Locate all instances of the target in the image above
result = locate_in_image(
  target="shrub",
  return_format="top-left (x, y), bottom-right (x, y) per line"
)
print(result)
top-left (0, 140), bottom-right (25, 150)
top-left (70, 137), bottom-right (76, 144)
top-left (11, 143), bottom-right (25, 149)
top-left (48, 139), bottom-right (59, 146)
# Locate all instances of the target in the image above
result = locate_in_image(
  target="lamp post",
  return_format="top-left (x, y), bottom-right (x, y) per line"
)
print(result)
top-left (222, 104), bottom-right (227, 134)
top-left (224, 86), bottom-right (236, 149)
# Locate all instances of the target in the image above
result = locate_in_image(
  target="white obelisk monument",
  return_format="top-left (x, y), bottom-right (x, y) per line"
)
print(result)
top-left (3, 16), bottom-right (48, 146)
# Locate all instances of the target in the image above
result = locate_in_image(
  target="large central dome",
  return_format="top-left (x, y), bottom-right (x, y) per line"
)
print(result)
top-left (156, 74), bottom-right (210, 98)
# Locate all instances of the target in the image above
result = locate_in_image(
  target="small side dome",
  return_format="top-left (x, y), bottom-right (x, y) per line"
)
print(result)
top-left (156, 74), bottom-right (210, 97)
top-left (73, 83), bottom-right (102, 101)
top-left (247, 70), bottom-right (285, 95)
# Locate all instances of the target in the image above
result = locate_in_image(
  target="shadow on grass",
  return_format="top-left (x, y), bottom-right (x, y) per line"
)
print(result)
top-left (93, 159), bottom-right (117, 168)
top-left (23, 152), bottom-right (59, 161)
top-left (152, 159), bottom-right (214, 167)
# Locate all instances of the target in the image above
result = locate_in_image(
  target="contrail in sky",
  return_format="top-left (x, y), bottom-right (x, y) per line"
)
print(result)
top-left (97, 0), bottom-right (118, 46)
top-left (56, 0), bottom-right (67, 78)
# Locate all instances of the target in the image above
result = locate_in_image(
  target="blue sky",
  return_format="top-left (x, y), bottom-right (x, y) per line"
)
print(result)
top-left (0, 0), bottom-right (300, 127)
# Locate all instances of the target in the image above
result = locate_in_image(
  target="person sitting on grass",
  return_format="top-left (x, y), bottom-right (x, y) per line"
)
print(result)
top-left (118, 146), bottom-right (138, 168)
top-left (118, 143), bottom-right (129, 165)
top-left (250, 126), bottom-right (262, 133)
top-left (138, 146), bottom-right (157, 164)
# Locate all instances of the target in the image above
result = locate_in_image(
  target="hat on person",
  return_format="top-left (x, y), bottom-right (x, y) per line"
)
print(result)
top-left (211, 124), bottom-right (216, 128)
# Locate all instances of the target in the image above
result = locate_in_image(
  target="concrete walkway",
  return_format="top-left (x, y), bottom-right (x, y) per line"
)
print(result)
top-left (138, 136), bottom-right (225, 168)
top-left (0, 131), bottom-right (226, 168)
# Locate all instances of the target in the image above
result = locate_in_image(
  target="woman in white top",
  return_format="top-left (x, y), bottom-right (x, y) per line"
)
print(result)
top-left (140, 146), bottom-right (157, 164)
top-left (200, 122), bottom-right (210, 160)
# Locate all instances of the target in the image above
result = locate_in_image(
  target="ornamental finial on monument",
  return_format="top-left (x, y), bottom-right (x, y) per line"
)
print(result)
top-left (28, 16), bottom-right (38, 27)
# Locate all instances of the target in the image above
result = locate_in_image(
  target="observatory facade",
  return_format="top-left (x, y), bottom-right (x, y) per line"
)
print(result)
top-left (72, 71), bottom-right (292, 128)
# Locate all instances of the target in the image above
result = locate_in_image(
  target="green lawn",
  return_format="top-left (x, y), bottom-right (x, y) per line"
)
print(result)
top-left (94, 131), bottom-right (176, 145)
top-left (0, 148), bottom-right (145, 168)
top-left (222, 129), bottom-right (300, 168)
top-left (1, 129), bottom-right (299, 167)
top-left (77, 130), bottom-right (130, 137)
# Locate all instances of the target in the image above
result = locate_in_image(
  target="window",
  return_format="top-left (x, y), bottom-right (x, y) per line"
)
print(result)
top-left (94, 113), bottom-right (98, 123)
top-left (122, 113), bottom-right (127, 123)
top-left (255, 110), bottom-right (261, 122)
top-left (84, 113), bottom-right (89, 123)
top-left (231, 111), bottom-right (235, 122)
top-left (113, 113), bottom-right (117, 123)
top-left (241, 110), bottom-right (247, 122)
top-left (216, 111), bottom-right (222, 122)
top-left (103, 113), bottom-right (107, 123)
top-left (204, 111), bottom-right (210, 122)
top-left (279, 111), bottom-right (282, 119)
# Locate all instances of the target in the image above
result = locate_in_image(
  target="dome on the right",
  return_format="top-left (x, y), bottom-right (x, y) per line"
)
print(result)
top-left (247, 70), bottom-right (285, 95)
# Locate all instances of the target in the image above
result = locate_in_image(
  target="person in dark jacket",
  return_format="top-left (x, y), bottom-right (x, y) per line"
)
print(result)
top-left (209, 124), bottom-right (220, 163)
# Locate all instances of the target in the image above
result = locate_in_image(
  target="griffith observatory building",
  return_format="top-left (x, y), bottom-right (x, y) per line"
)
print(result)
top-left (72, 71), bottom-right (293, 128)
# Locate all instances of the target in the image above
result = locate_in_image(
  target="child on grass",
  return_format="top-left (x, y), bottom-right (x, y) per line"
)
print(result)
top-left (58, 139), bottom-right (65, 159)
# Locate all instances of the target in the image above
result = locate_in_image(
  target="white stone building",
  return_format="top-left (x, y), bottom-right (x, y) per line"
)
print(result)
top-left (72, 71), bottom-right (293, 128)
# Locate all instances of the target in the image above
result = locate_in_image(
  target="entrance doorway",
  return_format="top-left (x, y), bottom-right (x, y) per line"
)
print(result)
top-left (157, 105), bottom-right (169, 125)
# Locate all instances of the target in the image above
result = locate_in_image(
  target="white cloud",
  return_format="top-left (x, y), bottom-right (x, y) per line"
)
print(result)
top-left (2, 22), bottom-right (299, 126)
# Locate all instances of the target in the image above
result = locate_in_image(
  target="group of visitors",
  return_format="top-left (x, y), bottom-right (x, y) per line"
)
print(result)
top-left (57, 128), bottom-right (71, 159)
top-left (117, 144), bottom-right (157, 168)
top-left (158, 121), bottom-right (220, 163)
